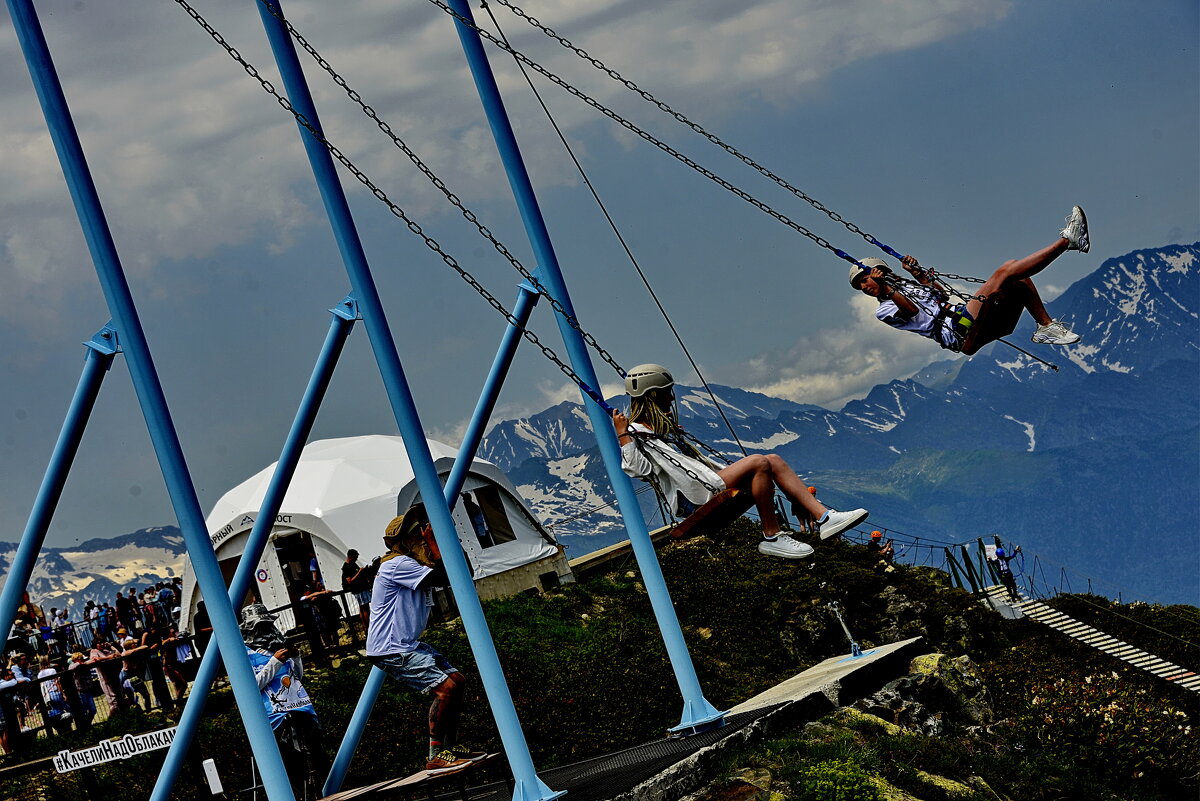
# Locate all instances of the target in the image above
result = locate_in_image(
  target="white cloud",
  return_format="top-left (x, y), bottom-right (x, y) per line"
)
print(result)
top-left (1, 0), bottom-right (1009, 330)
top-left (742, 293), bottom-right (945, 408)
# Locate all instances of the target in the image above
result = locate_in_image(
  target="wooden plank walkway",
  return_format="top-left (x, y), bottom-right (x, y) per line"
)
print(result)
top-left (982, 586), bottom-right (1200, 693)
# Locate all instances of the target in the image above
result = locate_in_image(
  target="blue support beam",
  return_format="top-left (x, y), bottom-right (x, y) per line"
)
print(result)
top-left (0, 327), bottom-right (115, 650)
top-left (443, 0), bottom-right (724, 733)
top-left (6, 2), bottom-right (296, 798)
top-left (253, 4), bottom-right (558, 798)
top-left (325, 281), bottom-right (540, 793)
top-left (150, 299), bottom-right (358, 801)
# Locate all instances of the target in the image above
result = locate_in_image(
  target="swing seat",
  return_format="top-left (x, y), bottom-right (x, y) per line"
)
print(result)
top-left (669, 488), bottom-right (755, 540)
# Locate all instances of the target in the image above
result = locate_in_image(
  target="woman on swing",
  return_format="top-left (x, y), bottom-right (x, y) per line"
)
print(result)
top-left (849, 206), bottom-right (1089, 354)
top-left (612, 364), bottom-right (869, 560)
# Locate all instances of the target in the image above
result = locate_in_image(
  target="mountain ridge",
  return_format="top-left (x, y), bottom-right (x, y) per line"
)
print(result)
top-left (485, 242), bottom-right (1200, 604)
top-left (6, 244), bottom-right (1196, 613)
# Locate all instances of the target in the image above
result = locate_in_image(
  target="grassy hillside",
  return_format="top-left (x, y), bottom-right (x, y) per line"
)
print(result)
top-left (5, 520), bottom-right (1196, 800)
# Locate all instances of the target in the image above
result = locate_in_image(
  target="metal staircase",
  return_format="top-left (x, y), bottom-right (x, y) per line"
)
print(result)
top-left (982, 586), bottom-right (1200, 693)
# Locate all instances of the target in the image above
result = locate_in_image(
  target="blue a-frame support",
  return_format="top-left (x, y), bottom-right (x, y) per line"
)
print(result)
top-left (252, 3), bottom-right (560, 800)
top-left (6, 2), bottom-right (297, 799)
top-left (148, 297), bottom-right (360, 801)
top-left (6, 0), bottom-right (724, 797)
top-left (441, 0), bottom-right (726, 735)
top-left (0, 326), bottom-right (117, 678)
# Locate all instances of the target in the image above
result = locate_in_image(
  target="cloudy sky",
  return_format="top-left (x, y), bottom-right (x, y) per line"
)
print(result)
top-left (1, 0), bottom-right (1196, 547)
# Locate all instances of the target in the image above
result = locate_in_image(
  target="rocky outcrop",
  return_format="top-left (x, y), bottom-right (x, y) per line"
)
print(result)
top-left (853, 652), bottom-right (994, 736)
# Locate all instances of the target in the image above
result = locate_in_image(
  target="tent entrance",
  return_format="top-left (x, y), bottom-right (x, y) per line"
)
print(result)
top-left (218, 554), bottom-right (260, 609)
top-left (461, 486), bottom-right (516, 548)
top-left (273, 529), bottom-right (322, 606)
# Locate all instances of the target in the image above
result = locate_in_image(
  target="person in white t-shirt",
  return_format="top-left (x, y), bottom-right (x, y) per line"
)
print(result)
top-left (850, 206), bottom-right (1090, 354)
top-left (366, 514), bottom-right (485, 776)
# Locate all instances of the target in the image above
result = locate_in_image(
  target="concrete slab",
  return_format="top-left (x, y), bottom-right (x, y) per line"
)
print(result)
top-left (730, 636), bottom-right (927, 714)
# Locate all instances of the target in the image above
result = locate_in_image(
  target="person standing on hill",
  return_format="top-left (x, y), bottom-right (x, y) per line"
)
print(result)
top-left (990, 546), bottom-right (1022, 601)
top-left (341, 549), bottom-right (377, 630)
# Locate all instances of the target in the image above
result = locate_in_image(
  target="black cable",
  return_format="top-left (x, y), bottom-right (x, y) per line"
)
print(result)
top-left (479, 1), bottom-right (748, 458)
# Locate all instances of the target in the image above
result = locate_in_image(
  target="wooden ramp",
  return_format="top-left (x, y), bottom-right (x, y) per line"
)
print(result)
top-left (982, 586), bottom-right (1200, 693)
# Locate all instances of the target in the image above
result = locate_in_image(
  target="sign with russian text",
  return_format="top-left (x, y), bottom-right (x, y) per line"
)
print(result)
top-left (53, 727), bottom-right (178, 773)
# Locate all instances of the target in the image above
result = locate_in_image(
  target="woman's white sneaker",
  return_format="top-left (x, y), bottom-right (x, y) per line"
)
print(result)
top-left (1032, 321), bottom-right (1081, 345)
top-left (818, 508), bottom-right (869, 540)
top-left (757, 534), bottom-right (814, 560)
top-left (1060, 206), bottom-right (1090, 253)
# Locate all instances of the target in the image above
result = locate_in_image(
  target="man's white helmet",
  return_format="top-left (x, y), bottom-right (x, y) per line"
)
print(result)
top-left (625, 364), bottom-right (674, 397)
top-left (849, 257), bottom-right (889, 288)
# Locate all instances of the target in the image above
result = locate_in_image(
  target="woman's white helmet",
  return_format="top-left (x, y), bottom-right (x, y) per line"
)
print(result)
top-left (625, 364), bottom-right (674, 397)
top-left (849, 257), bottom-right (889, 288)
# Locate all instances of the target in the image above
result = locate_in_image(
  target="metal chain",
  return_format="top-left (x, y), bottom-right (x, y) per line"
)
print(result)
top-left (426, 0), bottom-right (876, 270)
top-left (929, 269), bottom-right (986, 285)
top-left (486, 0), bottom-right (914, 264)
top-left (473, 2), bottom-right (996, 297)
top-left (678, 428), bottom-right (734, 465)
top-left (251, 0), bottom-right (626, 378)
top-left (892, 271), bottom-right (987, 304)
top-left (171, 0), bottom-right (613, 412)
top-left (628, 430), bottom-right (723, 495)
top-left (490, 0), bottom-right (1000, 297)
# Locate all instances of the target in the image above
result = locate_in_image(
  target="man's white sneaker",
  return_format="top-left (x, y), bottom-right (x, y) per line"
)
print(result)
top-left (1060, 206), bottom-right (1089, 253)
top-left (757, 534), bottom-right (814, 560)
top-left (1031, 321), bottom-right (1081, 345)
top-left (818, 508), bottom-right (869, 540)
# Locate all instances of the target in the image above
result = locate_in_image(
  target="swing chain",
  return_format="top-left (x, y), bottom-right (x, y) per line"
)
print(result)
top-left (628, 430), bottom-right (724, 495)
top-left (252, 0), bottom-right (627, 379)
top-left (425, 0), bottom-right (870, 266)
top-left (173, 0), bottom-right (613, 413)
top-left (928, 268), bottom-right (986, 285)
top-left (482, 0), bottom-right (902, 259)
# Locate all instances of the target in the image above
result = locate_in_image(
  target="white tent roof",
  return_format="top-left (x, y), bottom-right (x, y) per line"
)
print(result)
top-left (204, 434), bottom-right (555, 567)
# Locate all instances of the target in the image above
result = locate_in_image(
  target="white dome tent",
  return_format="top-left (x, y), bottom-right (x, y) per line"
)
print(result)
top-left (179, 435), bottom-right (572, 634)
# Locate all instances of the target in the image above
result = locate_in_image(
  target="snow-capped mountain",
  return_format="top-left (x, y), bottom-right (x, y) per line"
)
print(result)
top-left (0, 527), bottom-right (185, 619)
top-left (486, 243), bottom-right (1200, 605)
top-left (6, 245), bottom-right (1195, 613)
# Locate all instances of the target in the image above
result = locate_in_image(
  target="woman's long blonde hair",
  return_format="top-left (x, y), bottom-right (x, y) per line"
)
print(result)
top-left (628, 387), bottom-right (707, 463)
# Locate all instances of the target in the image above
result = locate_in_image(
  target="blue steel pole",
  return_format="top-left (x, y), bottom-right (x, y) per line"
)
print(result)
top-left (254, 4), bottom-right (559, 799)
top-left (0, 330), bottom-right (114, 646)
top-left (444, 0), bottom-right (723, 732)
top-left (324, 281), bottom-right (539, 794)
top-left (441, 283), bottom-right (540, 503)
top-left (6, 4), bottom-right (297, 800)
top-left (150, 301), bottom-right (357, 801)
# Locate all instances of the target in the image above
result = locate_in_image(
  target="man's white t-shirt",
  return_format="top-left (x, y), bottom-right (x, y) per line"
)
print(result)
top-left (876, 284), bottom-right (960, 350)
top-left (365, 554), bottom-right (433, 656)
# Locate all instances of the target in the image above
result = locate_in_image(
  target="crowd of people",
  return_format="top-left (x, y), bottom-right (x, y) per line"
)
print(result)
top-left (2, 580), bottom-right (197, 755)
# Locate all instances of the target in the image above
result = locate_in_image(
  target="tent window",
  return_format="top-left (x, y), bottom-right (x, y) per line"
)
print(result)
top-left (463, 487), bottom-right (515, 548)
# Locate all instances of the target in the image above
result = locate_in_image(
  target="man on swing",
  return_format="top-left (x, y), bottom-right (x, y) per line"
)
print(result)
top-left (850, 206), bottom-right (1089, 354)
top-left (612, 364), bottom-right (869, 559)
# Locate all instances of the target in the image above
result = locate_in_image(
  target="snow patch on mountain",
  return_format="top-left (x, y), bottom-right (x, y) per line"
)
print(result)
top-left (737, 429), bottom-right (801, 449)
top-left (1, 527), bottom-right (185, 619)
top-left (1003, 415), bottom-right (1036, 452)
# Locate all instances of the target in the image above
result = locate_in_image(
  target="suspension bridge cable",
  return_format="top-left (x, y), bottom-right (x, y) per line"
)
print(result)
top-left (1044, 591), bottom-right (1199, 651)
top-left (479, 0), bottom-right (748, 457)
